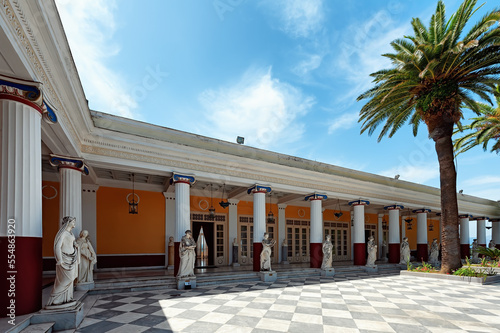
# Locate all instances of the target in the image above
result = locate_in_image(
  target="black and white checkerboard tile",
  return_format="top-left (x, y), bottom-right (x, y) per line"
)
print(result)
top-left (77, 273), bottom-right (500, 333)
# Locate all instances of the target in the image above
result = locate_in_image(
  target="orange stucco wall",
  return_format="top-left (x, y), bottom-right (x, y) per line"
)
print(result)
top-left (190, 195), bottom-right (230, 215)
top-left (42, 181), bottom-right (60, 257)
top-left (237, 200), bottom-right (253, 216)
top-left (96, 187), bottom-right (165, 254)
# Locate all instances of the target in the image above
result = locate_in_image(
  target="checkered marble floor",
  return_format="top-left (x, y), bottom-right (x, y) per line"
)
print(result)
top-left (76, 272), bottom-right (500, 333)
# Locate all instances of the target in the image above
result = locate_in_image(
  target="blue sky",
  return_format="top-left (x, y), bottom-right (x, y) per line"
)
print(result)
top-left (55, 0), bottom-right (499, 209)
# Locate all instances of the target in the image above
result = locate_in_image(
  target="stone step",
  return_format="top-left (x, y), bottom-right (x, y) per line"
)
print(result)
top-left (19, 322), bottom-right (54, 333)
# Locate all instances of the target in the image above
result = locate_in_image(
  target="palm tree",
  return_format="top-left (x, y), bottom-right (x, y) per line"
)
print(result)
top-left (357, 0), bottom-right (500, 273)
top-left (454, 85), bottom-right (500, 154)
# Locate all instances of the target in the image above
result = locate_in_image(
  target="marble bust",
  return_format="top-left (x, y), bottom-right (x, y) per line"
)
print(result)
top-left (46, 216), bottom-right (80, 308)
top-left (76, 230), bottom-right (97, 284)
top-left (177, 230), bottom-right (196, 278)
top-left (260, 233), bottom-right (276, 271)
top-left (489, 239), bottom-right (496, 249)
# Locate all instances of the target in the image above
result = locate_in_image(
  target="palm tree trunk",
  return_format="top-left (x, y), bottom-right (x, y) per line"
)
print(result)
top-left (434, 125), bottom-right (462, 273)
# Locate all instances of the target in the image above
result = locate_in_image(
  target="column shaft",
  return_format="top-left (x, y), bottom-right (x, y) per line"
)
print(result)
top-left (377, 214), bottom-right (383, 260)
top-left (416, 212), bottom-right (428, 262)
top-left (353, 204), bottom-right (366, 265)
top-left (459, 217), bottom-right (470, 259)
top-left (60, 168), bottom-right (82, 236)
top-left (309, 199), bottom-right (323, 268)
top-left (492, 222), bottom-right (500, 250)
top-left (253, 191), bottom-right (266, 272)
top-left (174, 181), bottom-right (191, 276)
top-left (0, 99), bottom-right (43, 316)
top-left (82, 185), bottom-right (99, 253)
top-left (388, 209), bottom-right (400, 263)
top-left (477, 219), bottom-right (486, 247)
top-left (278, 204), bottom-right (287, 263)
top-left (228, 199), bottom-right (239, 265)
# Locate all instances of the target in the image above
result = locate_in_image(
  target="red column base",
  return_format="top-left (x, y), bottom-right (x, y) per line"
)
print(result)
top-left (253, 243), bottom-right (263, 272)
top-left (353, 243), bottom-right (366, 265)
top-left (310, 243), bottom-right (322, 268)
top-left (0, 236), bottom-right (42, 317)
top-left (388, 243), bottom-right (400, 263)
top-left (460, 244), bottom-right (470, 259)
top-left (174, 242), bottom-right (180, 277)
top-left (416, 244), bottom-right (428, 262)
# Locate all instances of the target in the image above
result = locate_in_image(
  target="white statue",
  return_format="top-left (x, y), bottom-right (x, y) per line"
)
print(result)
top-left (177, 230), bottom-right (196, 278)
top-left (489, 239), bottom-right (496, 249)
top-left (233, 238), bottom-right (239, 247)
top-left (282, 238), bottom-right (288, 247)
top-left (428, 238), bottom-right (440, 266)
top-left (46, 216), bottom-right (80, 308)
top-left (76, 230), bottom-right (96, 283)
top-left (321, 234), bottom-right (333, 269)
top-left (400, 237), bottom-right (410, 264)
top-left (366, 235), bottom-right (377, 266)
top-left (260, 233), bottom-right (276, 271)
top-left (471, 239), bottom-right (479, 262)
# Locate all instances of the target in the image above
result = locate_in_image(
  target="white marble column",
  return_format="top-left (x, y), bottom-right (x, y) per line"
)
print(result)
top-left (82, 184), bottom-right (99, 251)
top-left (278, 204), bottom-right (287, 263)
top-left (171, 173), bottom-right (196, 276)
top-left (228, 198), bottom-right (239, 265)
top-left (385, 205), bottom-right (403, 264)
top-left (459, 214), bottom-right (470, 259)
top-left (0, 77), bottom-right (54, 316)
top-left (414, 209), bottom-right (430, 261)
top-left (306, 194), bottom-right (327, 268)
top-left (163, 192), bottom-right (175, 268)
top-left (476, 217), bottom-right (488, 247)
top-left (49, 154), bottom-right (89, 237)
top-left (492, 220), bottom-right (500, 249)
top-left (349, 200), bottom-right (370, 265)
top-left (377, 214), bottom-right (384, 260)
top-left (248, 184), bottom-right (271, 272)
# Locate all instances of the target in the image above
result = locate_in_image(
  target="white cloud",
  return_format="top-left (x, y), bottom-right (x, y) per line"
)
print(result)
top-left (55, 0), bottom-right (137, 118)
top-left (293, 54), bottom-right (323, 77)
top-left (331, 10), bottom-right (411, 102)
top-left (327, 113), bottom-right (359, 134)
top-left (380, 164), bottom-right (439, 184)
top-left (198, 67), bottom-right (314, 150)
top-left (261, 0), bottom-right (325, 38)
top-left (460, 176), bottom-right (500, 200)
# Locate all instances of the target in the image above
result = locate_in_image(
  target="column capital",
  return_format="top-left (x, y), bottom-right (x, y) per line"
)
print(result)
top-left (82, 184), bottom-right (99, 192)
top-left (458, 214), bottom-right (473, 219)
top-left (247, 184), bottom-right (271, 194)
top-left (413, 208), bottom-right (431, 214)
top-left (475, 216), bottom-right (489, 221)
top-left (170, 172), bottom-right (196, 185)
top-left (349, 199), bottom-right (370, 206)
top-left (0, 74), bottom-right (57, 124)
top-left (49, 154), bottom-right (89, 175)
top-left (384, 204), bottom-right (403, 210)
top-left (305, 193), bottom-right (327, 201)
top-left (228, 198), bottom-right (239, 205)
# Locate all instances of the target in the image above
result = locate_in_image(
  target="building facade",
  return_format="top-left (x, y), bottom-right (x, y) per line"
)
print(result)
top-left (1, 0), bottom-right (499, 317)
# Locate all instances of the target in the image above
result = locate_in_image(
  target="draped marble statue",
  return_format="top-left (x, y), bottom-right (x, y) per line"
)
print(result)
top-left (428, 238), bottom-right (440, 266)
top-left (366, 235), bottom-right (377, 266)
top-left (76, 230), bottom-right (97, 284)
top-left (471, 239), bottom-right (479, 262)
top-left (260, 233), bottom-right (276, 271)
top-left (399, 237), bottom-right (410, 264)
top-left (321, 234), bottom-right (333, 269)
top-left (177, 230), bottom-right (196, 278)
top-left (46, 216), bottom-right (80, 308)
top-left (489, 239), bottom-right (496, 249)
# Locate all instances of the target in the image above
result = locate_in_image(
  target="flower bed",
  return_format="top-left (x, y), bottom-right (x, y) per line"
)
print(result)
top-left (400, 270), bottom-right (500, 285)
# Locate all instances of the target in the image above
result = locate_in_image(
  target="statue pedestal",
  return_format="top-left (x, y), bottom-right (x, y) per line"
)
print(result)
top-left (259, 271), bottom-right (277, 282)
top-left (75, 282), bottom-right (94, 291)
top-left (364, 265), bottom-right (378, 273)
top-left (321, 268), bottom-right (335, 277)
top-left (177, 277), bottom-right (196, 290)
top-left (232, 262), bottom-right (240, 267)
top-left (167, 265), bottom-right (174, 270)
top-left (35, 301), bottom-right (84, 331)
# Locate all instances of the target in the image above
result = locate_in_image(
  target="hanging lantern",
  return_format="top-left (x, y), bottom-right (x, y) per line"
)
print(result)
top-left (128, 173), bottom-right (139, 214)
top-left (219, 183), bottom-right (230, 209)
